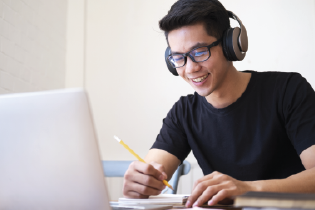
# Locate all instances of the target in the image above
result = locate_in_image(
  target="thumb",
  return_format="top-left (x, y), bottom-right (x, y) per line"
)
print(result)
top-left (150, 161), bottom-right (168, 180)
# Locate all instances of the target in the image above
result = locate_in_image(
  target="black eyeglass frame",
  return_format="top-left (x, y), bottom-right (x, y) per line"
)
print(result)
top-left (167, 38), bottom-right (222, 68)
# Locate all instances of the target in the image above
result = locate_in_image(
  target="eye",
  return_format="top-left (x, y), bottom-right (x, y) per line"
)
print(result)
top-left (193, 50), bottom-right (208, 57)
top-left (172, 55), bottom-right (184, 62)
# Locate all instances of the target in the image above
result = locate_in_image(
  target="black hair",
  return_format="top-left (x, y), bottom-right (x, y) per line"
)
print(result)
top-left (159, 0), bottom-right (230, 43)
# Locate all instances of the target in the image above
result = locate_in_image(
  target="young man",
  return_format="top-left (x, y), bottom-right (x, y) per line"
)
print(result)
top-left (123, 0), bottom-right (315, 207)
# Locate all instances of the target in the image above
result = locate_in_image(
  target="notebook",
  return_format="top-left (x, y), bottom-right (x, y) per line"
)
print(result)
top-left (0, 89), bottom-right (172, 210)
top-left (119, 194), bottom-right (189, 206)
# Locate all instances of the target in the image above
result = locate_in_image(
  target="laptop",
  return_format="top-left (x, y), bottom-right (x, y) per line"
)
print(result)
top-left (0, 89), bottom-right (172, 210)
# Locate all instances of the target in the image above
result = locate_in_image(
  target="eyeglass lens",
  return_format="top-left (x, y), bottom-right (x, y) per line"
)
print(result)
top-left (169, 46), bottom-right (210, 68)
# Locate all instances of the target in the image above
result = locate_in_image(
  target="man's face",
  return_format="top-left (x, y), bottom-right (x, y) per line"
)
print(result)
top-left (168, 23), bottom-right (230, 97)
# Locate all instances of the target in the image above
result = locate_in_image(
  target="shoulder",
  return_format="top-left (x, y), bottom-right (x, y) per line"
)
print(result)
top-left (249, 70), bottom-right (303, 82)
top-left (260, 71), bottom-right (313, 97)
top-left (168, 92), bottom-right (203, 117)
top-left (247, 71), bottom-right (308, 92)
top-left (174, 92), bottom-right (202, 109)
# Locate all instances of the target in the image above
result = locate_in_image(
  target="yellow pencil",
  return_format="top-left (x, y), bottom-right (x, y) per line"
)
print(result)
top-left (114, 135), bottom-right (173, 190)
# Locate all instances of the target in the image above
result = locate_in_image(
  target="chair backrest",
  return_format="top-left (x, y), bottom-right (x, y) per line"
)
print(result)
top-left (161, 160), bottom-right (191, 194)
top-left (102, 160), bottom-right (191, 194)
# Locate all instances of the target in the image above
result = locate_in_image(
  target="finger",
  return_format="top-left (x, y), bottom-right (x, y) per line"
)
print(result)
top-left (194, 171), bottom-right (232, 191)
top-left (193, 184), bottom-right (221, 207)
top-left (208, 189), bottom-right (230, 206)
top-left (123, 179), bottom-right (146, 198)
top-left (193, 172), bottom-right (217, 189)
top-left (150, 161), bottom-right (167, 180)
top-left (125, 170), bottom-right (165, 191)
top-left (123, 190), bottom-right (149, 199)
top-left (186, 186), bottom-right (203, 207)
top-left (161, 172), bottom-right (167, 180)
top-left (129, 180), bottom-right (163, 196)
top-left (186, 179), bottom-right (212, 207)
top-left (132, 161), bottom-right (165, 181)
top-left (188, 176), bottom-right (225, 207)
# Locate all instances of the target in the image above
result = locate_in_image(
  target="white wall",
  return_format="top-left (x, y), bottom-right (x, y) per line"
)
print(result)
top-left (0, 0), bottom-right (67, 94)
top-left (229, 0), bottom-right (315, 86)
top-left (66, 0), bottom-right (85, 88)
top-left (66, 0), bottom-right (315, 199)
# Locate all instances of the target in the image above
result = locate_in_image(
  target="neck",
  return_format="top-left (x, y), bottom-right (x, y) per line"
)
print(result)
top-left (205, 67), bottom-right (251, 109)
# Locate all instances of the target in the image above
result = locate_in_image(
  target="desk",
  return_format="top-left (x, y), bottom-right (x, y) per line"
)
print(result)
top-left (172, 207), bottom-right (241, 210)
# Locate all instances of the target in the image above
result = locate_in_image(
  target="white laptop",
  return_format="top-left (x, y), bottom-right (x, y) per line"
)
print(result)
top-left (0, 89), bottom-right (171, 210)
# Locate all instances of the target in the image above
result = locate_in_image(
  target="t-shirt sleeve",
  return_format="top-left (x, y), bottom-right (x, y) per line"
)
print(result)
top-left (282, 73), bottom-right (315, 155)
top-left (151, 98), bottom-right (191, 163)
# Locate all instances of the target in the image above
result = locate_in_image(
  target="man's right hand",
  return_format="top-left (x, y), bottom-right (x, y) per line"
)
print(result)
top-left (123, 161), bottom-right (167, 198)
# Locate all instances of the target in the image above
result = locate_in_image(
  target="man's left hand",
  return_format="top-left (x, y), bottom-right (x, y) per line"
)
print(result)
top-left (185, 171), bottom-right (254, 207)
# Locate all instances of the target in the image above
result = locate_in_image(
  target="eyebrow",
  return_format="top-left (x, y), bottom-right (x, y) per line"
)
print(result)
top-left (171, 42), bottom-right (209, 54)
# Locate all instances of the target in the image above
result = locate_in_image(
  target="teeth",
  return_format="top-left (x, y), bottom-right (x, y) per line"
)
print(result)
top-left (192, 74), bottom-right (208, 82)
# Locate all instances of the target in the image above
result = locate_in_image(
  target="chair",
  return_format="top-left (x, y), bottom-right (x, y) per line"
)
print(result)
top-left (102, 160), bottom-right (191, 194)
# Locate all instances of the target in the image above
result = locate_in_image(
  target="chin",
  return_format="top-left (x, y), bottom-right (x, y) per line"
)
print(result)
top-left (195, 89), bottom-right (212, 97)
top-left (189, 80), bottom-right (213, 97)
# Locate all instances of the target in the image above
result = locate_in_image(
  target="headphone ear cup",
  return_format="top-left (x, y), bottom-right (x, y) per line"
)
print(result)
top-left (231, 27), bottom-right (246, 61)
top-left (222, 29), bottom-right (230, 61)
top-left (222, 27), bottom-right (246, 61)
top-left (222, 28), bottom-right (238, 61)
top-left (165, 47), bottom-right (178, 76)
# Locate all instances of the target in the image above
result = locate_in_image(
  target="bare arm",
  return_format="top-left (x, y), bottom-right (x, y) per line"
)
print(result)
top-left (123, 149), bottom-right (180, 198)
top-left (250, 144), bottom-right (315, 192)
top-left (187, 145), bottom-right (315, 207)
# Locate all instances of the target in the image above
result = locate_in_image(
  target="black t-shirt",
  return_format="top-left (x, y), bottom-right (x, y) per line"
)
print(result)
top-left (151, 71), bottom-right (315, 181)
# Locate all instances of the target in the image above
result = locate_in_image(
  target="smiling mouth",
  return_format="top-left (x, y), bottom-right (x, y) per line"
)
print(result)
top-left (192, 74), bottom-right (209, 83)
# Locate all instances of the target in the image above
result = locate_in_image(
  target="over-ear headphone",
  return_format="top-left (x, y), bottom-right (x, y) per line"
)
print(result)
top-left (164, 11), bottom-right (248, 76)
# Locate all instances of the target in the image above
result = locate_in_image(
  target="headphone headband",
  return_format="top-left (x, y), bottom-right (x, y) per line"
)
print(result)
top-left (227, 11), bottom-right (248, 52)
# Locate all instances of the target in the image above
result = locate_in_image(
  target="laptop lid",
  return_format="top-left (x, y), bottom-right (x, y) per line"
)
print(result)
top-left (0, 89), bottom-right (111, 210)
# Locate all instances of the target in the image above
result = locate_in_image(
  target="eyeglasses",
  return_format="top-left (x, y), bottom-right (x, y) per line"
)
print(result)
top-left (167, 38), bottom-right (221, 68)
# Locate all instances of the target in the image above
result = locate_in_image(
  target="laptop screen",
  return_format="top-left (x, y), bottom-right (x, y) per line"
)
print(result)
top-left (0, 89), bottom-right (111, 210)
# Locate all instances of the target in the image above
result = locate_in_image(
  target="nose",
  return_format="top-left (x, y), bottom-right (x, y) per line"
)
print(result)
top-left (185, 57), bottom-right (201, 74)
